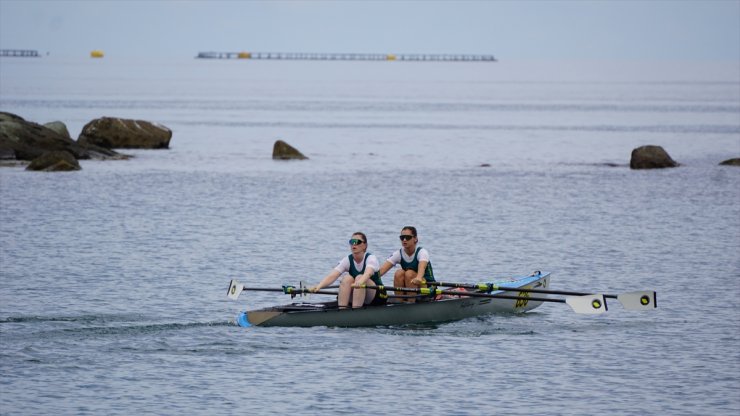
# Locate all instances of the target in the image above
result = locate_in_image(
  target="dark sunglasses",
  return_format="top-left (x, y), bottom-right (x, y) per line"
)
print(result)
top-left (349, 238), bottom-right (365, 245)
top-left (399, 235), bottom-right (414, 241)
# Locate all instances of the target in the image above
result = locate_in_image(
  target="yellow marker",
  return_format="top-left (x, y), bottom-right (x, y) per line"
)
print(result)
top-left (90, 50), bottom-right (104, 58)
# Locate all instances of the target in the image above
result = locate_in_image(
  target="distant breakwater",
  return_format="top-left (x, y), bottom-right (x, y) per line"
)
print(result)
top-left (0, 49), bottom-right (40, 57)
top-left (195, 51), bottom-right (497, 62)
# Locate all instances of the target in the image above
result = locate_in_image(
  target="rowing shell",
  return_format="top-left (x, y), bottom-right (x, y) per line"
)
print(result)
top-left (236, 271), bottom-right (551, 327)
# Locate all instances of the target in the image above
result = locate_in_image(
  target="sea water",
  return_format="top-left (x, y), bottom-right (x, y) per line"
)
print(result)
top-left (1, 57), bottom-right (739, 415)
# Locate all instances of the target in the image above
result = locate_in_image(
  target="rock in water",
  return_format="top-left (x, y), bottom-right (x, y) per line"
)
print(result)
top-left (78, 117), bottom-right (172, 149)
top-left (0, 112), bottom-right (122, 160)
top-left (26, 150), bottom-right (81, 171)
top-left (43, 121), bottom-right (72, 140)
top-left (630, 145), bottom-right (678, 169)
top-left (719, 158), bottom-right (740, 166)
top-left (272, 140), bottom-right (308, 160)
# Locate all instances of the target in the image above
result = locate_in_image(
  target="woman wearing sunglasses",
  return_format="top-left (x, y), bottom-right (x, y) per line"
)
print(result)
top-left (310, 232), bottom-right (387, 309)
top-left (377, 226), bottom-right (435, 303)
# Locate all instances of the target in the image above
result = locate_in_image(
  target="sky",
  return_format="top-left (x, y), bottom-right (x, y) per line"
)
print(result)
top-left (0, 0), bottom-right (738, 61)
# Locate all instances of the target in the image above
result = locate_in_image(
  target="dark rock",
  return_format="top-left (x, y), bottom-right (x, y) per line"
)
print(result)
top-left (78, 117), bottom-right (172, 149)
top-left (719, 158), bottom-right (740, 166)
top-left (0, 147), bottom-right (16, 160)
top-left (43, 121), bottom-right (71, 140)
top-left (479, 163), bottom-right (491, 167)
top-left (630, 145), bottom-right (679, 169)
top-left (26, 150), bottom-right (81, 171)
top-left (272, 140), bottom-right (308, 160)
top-left (0, 112), bottom-right (124, 161)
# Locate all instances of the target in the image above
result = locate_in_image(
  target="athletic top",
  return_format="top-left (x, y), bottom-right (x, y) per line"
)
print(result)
top-left (334, 253), bottom-right (383, 286)
top-left (385, 247), bottom-right (435, 282)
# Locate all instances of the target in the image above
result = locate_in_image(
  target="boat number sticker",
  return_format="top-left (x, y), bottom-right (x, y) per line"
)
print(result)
top-left (515, 291), bottom-right (530, 308)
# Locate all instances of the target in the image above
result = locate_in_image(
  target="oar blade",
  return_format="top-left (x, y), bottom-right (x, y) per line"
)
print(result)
top-left (617, 291), bottom-right (657, 311)
top-left (227, 279), bottom-right (244, 300)
top-left (565, 294), bottom-right (607, 314)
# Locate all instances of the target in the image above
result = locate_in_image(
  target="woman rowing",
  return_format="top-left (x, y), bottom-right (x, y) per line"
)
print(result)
top-left (377, 226), bottom-right (435, 303)
top-left (310, 232), bottom-right (387, 309)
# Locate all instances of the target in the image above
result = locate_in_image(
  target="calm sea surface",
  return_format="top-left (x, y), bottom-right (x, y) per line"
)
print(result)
top-left (1, 57), bottom-right (739, 415)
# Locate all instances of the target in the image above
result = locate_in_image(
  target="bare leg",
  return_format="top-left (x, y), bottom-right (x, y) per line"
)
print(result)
top-left (338, 276), bottom-right (354, 308)
top-left (352, 286), bottom-right (366, 308)
top-left (403, 270), bottom-right (420, 303)
top-left (355, 280), bottom-right (377, 307)
top-left (393, 269), bottom-right (407, 301)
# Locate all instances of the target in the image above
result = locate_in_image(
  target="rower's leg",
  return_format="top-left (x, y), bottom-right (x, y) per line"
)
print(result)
top-left (403, 270), bottom-right (420, 303)
top-left (393, 269), bottom-right (407, 302)
top-left (355, 281), bottom-right (376, 308)
top-left (351, 286), bottom-right (366, 308)
top-left (338, 276), bottom-right (354, 309)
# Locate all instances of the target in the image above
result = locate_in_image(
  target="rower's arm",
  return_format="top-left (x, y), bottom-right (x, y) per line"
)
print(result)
top-left (377, 260), bottom-right (393, 277)
top-left (414, 260), bottom-right (429, 283)
top-left (313, 269), bottom-right (341, 291)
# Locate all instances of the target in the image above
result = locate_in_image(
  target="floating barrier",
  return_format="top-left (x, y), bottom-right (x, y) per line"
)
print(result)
top-left (196, 51), bottom-right (496, 62)
top-left (0, 49), bottom-right (40, 58)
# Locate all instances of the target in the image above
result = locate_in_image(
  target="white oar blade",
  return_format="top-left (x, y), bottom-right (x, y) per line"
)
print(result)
top-left (565, 294), bottom-right (607, 314)
top-left (227, 279), bottom-right (244, 300)
top-left (617, 291), bottom-right (657, 311)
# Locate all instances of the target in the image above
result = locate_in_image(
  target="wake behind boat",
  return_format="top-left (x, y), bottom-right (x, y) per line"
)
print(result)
top-left (226, 271), bottom-right (656, 328)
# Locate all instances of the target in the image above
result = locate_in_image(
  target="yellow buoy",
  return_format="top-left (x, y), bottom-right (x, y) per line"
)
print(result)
top-left (386, 54), bottom-right (396, 61)
top-left (90, 50), bottom-right (104, 58)
top-left (237, 52), bottom-right (251, 59)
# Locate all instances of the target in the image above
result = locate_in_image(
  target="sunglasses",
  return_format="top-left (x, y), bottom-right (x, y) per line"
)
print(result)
top-left (349, 239), bottom-right (365, 245)
top-left (399, 235), bottom-right (414, 241)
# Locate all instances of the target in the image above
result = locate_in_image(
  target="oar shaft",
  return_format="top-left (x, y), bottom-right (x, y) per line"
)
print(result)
top-left (243, 286), bottom-right (412, 299)
top-left (359, 285), bottom-right (566, 304)
top-left (429, 281), bottom-right (616, 298)
top-left (243, 286), bottom-right (339, 296)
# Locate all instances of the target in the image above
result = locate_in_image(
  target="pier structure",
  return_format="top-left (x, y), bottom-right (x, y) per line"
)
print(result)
top-left (0, 49), bottom-right (40, 57)
top-left (196, 51), bottom-right (496, 62)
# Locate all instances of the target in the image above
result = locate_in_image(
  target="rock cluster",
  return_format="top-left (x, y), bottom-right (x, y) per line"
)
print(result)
top-left (0, 112), bottom-right (172, 171)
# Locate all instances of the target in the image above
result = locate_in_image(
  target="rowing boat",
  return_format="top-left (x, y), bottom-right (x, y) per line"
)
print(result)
top-left (235, 271), bottom-right (551, 327)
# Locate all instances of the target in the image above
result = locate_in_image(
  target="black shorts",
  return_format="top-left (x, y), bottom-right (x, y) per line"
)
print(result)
top-left (369, 287), bottom-right (388, 306)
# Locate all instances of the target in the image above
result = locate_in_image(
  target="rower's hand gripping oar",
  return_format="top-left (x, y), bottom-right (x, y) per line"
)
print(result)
top-left (355, 285), bottom-right (608, 314)
top-left (429, 281), bottom-right (657, 311)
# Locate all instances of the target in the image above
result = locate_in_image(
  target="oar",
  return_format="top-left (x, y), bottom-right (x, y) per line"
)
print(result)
top-left (427, 281), bottom-right (657, 311)
top-left (227, 279), bottom-right (411, 301)
top-left (355, 284), bottom-right (607, 314)
top-left (228, 279), bottom-right (338, 300)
